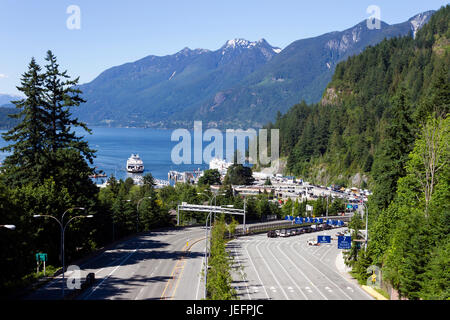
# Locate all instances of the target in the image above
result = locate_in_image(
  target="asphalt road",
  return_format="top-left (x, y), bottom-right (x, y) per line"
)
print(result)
top-left (24, 225), bottom-right (372, 300)
top-left (24, 226), bottom-right (206, 300)
top-left (228, 228), bottom-right (373, 300)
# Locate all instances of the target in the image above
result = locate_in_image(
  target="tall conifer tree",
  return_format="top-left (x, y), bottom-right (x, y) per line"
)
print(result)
top-left (1, 58), bottom-right (48, 186)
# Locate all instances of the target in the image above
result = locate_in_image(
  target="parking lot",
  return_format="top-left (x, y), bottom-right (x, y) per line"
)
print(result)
top-left (227, 227), bottom-right (373, 300)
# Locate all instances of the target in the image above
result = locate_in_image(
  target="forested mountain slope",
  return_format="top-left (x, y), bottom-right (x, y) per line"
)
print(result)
top-left (269, 6), bottom-right (449, 299)
top-left (269, 5), bottom-right (448, 193)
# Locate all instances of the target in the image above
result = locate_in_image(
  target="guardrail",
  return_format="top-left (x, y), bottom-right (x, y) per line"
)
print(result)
top-left (232, 216), bottom-right (348, 237)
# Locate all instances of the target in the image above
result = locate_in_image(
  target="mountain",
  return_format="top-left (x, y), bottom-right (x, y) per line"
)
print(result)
top-left (194, 11), bottom-right (435, 127)
top-left (75, 39), bottom-right (281, 127)
top-left (270, 7), bottom-right (448, 187)
top-left (0, 95), bottom-right (20, 128)
top-left (0, 94), bottom-right (21, 106)
top-left (0, 106), bottom-right (19, 129)
top-left (74, 11), bottom-right (434, 128)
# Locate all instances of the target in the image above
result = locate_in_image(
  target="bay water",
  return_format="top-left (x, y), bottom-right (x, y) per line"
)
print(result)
top-left (0, 127), bottom-right (212, 182)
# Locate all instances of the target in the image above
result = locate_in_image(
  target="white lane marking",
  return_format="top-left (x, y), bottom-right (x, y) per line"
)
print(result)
top-left (83, 246), bottom-right (140, 300)
top-left (320, 245), bottom-right (335, 261)
top-left (265, 242), bottom-right (308, 300)
top-left (255, 241), bottom-right (289, 300)
top-left (195, 255), bottom-right (204, 300)
top-left (244, 242), bottom-right (270, 300)
top-left (38, 240), bottom-right (140, 291)
top-left (83, 229), bottom-right (193, 300)
top-left (276, 242), bottom-right (328, 300)
top-left (290, 242), bottom-right (352, 300)
top-left (134, 257), bottom-right (163, 300)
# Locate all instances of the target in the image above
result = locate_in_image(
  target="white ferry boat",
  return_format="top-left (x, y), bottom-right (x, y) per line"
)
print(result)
top-left (126, 154), bottom-right (144, 173)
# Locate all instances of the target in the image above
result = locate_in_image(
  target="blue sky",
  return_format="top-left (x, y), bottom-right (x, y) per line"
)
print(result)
top-left (0, 0), bottom-right (448, 95)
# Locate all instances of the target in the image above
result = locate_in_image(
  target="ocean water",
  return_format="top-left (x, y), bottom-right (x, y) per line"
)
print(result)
top-left (0, 127), bottom-right (248, 182)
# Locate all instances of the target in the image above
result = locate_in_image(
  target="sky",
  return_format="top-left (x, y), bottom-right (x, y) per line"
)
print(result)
top-left (0, 0), bottom-right (448, 95)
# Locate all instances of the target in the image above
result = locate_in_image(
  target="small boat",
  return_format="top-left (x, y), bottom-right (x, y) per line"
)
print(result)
top-left (89, 173), bottom-right (107, 178)
top-left (126, 154), bottom-right (144, 173)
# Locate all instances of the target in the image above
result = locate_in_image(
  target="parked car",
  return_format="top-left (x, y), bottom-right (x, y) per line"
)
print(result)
top-left (267, 230), bottom-right (277, 238)
top-left (275, 230), bottom-right (281, 237)
top-left (307, 239), bottom-right (320, 246)
top-left (280, 229), bottom-right (288, 237)
top-left (304, 226), bottom-right (312, 233)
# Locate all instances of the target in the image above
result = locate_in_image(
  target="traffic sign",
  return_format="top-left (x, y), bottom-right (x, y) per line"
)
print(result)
top-left (295, 217), bottom-right (303, 225)
top-left (338, 236), bottom-right (352, 249)
top-left (318, 235), bottom-right (331, 244)
top-left (35, 253), bottom-right (47, 262)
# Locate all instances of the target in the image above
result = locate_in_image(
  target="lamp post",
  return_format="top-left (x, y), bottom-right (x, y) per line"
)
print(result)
top-left (239, 195), bottom-right (250, 235)
top-left (362, 202), bottom-right (368, 250)
top-left (33, 207), bottom-right (91, 298)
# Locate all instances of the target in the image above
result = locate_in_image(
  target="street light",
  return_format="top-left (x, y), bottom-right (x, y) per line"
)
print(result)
top-left (0, 225), bottom-right (16, 230)
top-left (33, 207), bottom-right (91, 299)
top-left (361, 202), bottom-right (369, 250)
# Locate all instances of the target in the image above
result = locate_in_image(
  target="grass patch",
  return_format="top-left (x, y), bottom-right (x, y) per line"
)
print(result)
top-left (373, 287), bottom-right (390, 299)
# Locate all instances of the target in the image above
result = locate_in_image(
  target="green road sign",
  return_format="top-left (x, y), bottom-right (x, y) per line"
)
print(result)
top-left (35, 253), bottom-right (47, 262)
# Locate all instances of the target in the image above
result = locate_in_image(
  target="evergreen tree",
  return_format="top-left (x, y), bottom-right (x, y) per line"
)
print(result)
top-left (42, 50), bottom-right (96, 176)
top-left (223, 164), bottom-right (254, 185)
top-left (1, 58), bottom-right (48, 186)
top-left (198, 169), bottom-right (221, 186)
top-left (370, 86), bottom-right (416, 211)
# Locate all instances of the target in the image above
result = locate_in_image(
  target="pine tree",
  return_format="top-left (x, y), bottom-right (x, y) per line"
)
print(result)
top-left (0, 58), bottom-right (48, 186)
top-left (42, 50), bottom-right (95, 168)
top-left (370, 86), bottom-right (416, 211)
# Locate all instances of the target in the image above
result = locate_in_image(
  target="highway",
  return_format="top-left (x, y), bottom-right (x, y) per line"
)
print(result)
top-left (228, 228), bottom-right (373, 300)
top-left (24, 225), bottom-right (372, 300)
top-left (24, 226), bottom-right (206, 300)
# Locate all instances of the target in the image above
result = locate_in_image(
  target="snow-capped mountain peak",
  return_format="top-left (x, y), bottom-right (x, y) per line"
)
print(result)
top-left (221, 38), bottom-right (282, 54)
